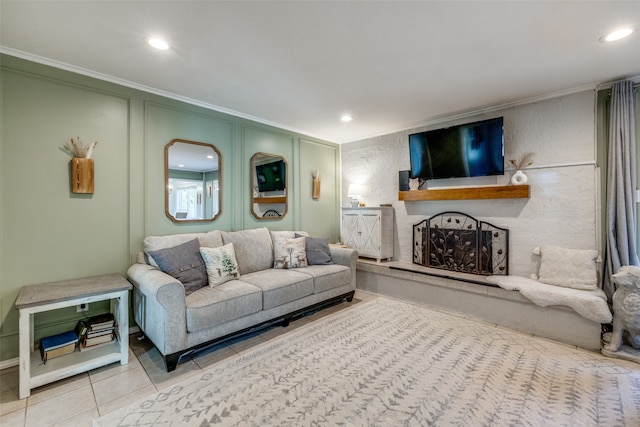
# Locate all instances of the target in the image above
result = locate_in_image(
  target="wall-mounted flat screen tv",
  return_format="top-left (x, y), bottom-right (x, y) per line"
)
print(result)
top-left (409, 117), bottom-right (504, 180)
top-left (255, 160), bottom-right (286, 192)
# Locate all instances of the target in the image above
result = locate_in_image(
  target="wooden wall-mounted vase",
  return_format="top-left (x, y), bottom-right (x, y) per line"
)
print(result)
top-left (312, 177), bottom-right (321, 200)
top-left (71, 158), bottom-right (94, 194)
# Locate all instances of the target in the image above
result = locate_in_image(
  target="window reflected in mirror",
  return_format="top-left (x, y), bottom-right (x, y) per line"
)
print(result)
top-left (165, 139), bottom-right (221, 222)
top-left (251, 152), bottom-right (287, 220)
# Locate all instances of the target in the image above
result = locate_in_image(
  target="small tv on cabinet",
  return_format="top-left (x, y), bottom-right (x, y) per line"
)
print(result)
top-left (409, 117), bottom-right (504, 180)
top-left (255, 160), bottom-right (286, 192)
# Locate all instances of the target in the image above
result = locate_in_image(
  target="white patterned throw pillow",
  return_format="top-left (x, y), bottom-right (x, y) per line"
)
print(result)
top-left (533, 245), bottom-right (599, 291)
top-left (273, 236), bottom-right (308, 269)
top-left (199, 243), bottom-right (240, 287)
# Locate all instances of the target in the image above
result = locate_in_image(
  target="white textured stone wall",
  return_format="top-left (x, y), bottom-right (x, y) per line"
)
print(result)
top-left (341, 90), bottom-right (599, 278)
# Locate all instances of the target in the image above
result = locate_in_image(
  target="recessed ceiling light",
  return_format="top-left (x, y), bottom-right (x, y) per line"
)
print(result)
top-left (148, 38), bottom-right (169, 50)
top-left (178, 164), bottom-right (184, 168)
top-left (341, 115), bottom-right (353, 122)
top-left (206, 155), bottom-right (214, 159)
top-left (600, 28), bottom-right (633, 42)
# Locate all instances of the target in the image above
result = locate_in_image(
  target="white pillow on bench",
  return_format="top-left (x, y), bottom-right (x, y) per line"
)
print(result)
top-left (532, 246), bottom-right (599, 291)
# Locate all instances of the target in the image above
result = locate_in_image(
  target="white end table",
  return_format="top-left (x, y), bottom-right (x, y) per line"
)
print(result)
top-left (14, 274), bottom-right (132, 399)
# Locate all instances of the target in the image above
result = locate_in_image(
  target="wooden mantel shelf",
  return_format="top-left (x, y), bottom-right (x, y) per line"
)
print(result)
top-left (398, 184), bottom-right (529, 201)
top-left (253, 196), bottom-right (286, 204)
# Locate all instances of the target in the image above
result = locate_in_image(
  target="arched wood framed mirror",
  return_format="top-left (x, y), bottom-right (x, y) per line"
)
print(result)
top-left (251, 152), bottom-right (287, 220)
top-left (165, 139), bottom-right (221, 223)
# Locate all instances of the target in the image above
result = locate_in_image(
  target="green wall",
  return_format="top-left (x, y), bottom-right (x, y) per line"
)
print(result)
top-left (0, 54), bottom-right (341, 362)
top-left (299, 139), bottom-right (340, 242)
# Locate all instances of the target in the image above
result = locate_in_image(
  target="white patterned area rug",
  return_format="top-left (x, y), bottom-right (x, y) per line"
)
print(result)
top-left (95, 298), bottom-right (640, 426)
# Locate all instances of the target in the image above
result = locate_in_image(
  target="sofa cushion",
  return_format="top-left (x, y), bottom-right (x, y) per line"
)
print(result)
top-left (185, 280), bottom-right (262, 332)
top-left (270, 230), bottom-right (309, 242)
top-left (241, 269), bottom-right (314, 310)
top-left (273, 236), bottom-right (308, 269)
top-left (297, 264), bottom-right (351, 293)
top-left (144, 231), bottom-right (223, 266)
top-left (221, 228), bottom-right (274, 275)
top-left (295, 234), bottom-right (334, 265)
top-left (200, 243), bottom-right (240, 287)
top-left (147, 238), bottom-right (208, 296)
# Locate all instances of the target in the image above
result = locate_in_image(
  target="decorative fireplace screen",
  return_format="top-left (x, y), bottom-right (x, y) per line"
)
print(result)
top-left (413, 211), bottom-right (509, 275)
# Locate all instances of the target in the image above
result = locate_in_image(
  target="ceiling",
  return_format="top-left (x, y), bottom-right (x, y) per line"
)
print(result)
top-left (1, 1), bottom-right (639, 144)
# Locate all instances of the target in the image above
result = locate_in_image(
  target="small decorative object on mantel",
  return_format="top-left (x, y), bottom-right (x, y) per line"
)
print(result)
top-left (312, 170), bottom-right (321, 200)
top-left (59, 137), bottom-right (98, 194)
top-left (509, 152), bottom-right (534, 185)
top-left (409, 178), bottom-right (420, 191)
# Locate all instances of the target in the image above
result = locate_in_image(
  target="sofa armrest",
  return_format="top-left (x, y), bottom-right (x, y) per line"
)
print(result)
top-left (330, 246), bottom-right (358, 291)
top-left (128, 263), bottom-right (185, 305)
top-left (330, 246), bottom-right (358, 268)
top-left (127, 263), bottom-right (188, 355)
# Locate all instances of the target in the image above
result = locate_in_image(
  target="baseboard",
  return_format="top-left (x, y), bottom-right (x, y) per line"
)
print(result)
top-left (0, 357), bottom-right (19, 370)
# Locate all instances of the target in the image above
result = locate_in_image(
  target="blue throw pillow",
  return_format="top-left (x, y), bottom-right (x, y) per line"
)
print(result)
top-left (148, 238), bottom-right (207, 296)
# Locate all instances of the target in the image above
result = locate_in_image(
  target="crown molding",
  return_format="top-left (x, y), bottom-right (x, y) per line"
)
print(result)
top-left (595, 75), bottom-right (640, 91)
top-left (340, 83), bottom-right (604, 144)
top-left (3, 46), bottom-right (635, 146)
top-left (0, 47), bottom-right (326, 142)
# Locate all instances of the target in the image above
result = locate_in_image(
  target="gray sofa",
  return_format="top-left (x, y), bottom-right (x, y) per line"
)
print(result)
top-left (127, 227), bottom-right (357, 371)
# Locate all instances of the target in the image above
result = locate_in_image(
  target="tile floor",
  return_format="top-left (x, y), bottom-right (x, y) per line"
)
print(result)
top-left (0, 290), bottom-right (379, 426)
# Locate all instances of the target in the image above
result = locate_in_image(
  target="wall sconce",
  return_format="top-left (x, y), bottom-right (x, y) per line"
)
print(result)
top-left (71, 158), bottom-right (94, 194)
top-left (347, 183), bottom-right (365, 207)
top-left (312, 170), bottom-right (320, 200)
top-left (59, 137), bottom-right (98, 194)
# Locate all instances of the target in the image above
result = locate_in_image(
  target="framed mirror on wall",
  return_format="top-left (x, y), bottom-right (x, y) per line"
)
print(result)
top-left (251, 152), bottom-right (287, 220)
top-left (165, 139), bottom-right (221, 223)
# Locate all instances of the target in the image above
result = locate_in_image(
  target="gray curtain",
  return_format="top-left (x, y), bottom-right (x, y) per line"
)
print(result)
top-left (604, 80), bottom-right (639, 298)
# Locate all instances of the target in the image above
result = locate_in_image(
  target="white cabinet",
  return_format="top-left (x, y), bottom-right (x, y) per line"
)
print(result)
top-left (341, 207), bottom-right (394, 262)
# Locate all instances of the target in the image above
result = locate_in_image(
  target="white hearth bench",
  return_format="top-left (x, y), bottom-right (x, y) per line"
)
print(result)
top-left (356, 260), bottom-right (606, 351)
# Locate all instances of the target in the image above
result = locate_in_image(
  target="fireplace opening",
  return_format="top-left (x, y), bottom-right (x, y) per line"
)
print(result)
top-left (413, 211), bottom-right (509, 276)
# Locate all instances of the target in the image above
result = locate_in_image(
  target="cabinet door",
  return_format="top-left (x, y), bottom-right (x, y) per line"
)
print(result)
top-left (358, 213), bottom-right (381, 256)
top-left (342, 212), bottom-right (360, 248)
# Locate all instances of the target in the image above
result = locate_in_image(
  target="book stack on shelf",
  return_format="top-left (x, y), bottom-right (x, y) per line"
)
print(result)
top-left (76, 313), bottom-right (116, 351)
top-left (40, 330), bottom-right (78, 363)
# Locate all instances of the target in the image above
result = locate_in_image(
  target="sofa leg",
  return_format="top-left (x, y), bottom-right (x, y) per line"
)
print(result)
top-left (346, 291), bottom-right (355, 303)
top-left (164, 353), bottom-right (181, 372)
top-left (282, 316), bottom-right (291, 327)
